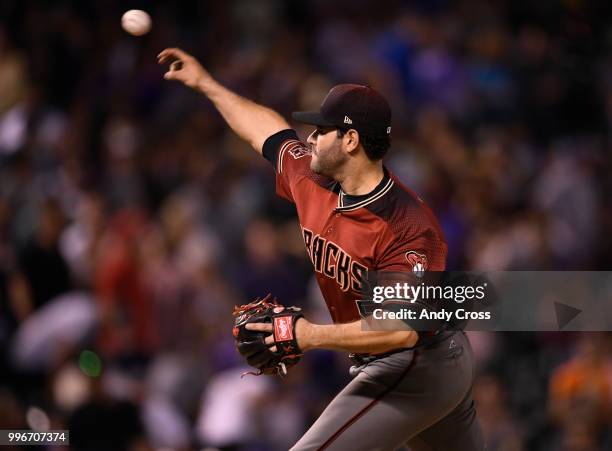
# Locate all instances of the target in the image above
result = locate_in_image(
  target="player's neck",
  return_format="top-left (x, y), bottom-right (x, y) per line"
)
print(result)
top-left (336, 162), bottom-right (385, 196)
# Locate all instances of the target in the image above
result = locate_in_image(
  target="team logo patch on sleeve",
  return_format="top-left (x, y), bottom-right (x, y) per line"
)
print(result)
top-left (287, 143), bottom-right (310, 159)
top-left (405, 251), bottom-right (428, 278)
top-left (278, 140), bottom-right (310, 173)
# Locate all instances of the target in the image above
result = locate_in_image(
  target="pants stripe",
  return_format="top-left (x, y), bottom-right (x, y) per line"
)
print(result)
top-left (317, 350), bottom-right (420, 451)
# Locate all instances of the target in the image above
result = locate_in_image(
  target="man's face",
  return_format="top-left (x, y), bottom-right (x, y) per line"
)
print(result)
top-left (307, 126), bottom-right (347, 177)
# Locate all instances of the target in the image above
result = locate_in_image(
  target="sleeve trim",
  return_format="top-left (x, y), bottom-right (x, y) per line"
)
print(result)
top-left (278, 140), bottom-right (305, 174)
top-left (262, 129), bottom-right (300, 170)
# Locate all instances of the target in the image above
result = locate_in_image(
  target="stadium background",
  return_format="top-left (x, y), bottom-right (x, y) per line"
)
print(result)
top-left (0, 0), bottom-right (611, 450)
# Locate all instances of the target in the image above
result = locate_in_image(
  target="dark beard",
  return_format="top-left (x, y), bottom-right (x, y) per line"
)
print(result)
top-left (310, 144), bottom-right (345, 177)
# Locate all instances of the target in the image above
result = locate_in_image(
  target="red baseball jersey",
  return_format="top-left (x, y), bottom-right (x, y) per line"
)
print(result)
top-left (263, 129), bottom-right (447, 324)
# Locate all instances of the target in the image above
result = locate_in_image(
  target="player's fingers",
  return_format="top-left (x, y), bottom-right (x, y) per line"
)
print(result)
top-left (264, 335), bottom-right (279, 353)
top-left (157, 48), bottom-right (177, 61)
top-left (164, 71), bottom-right (178, 80)
top-left (157, 49), bottom-right (174, 64)
top-left (170, 61), bottom-right (183, 71)
top-left (163, 61), bottom-right (185, 80)
top-left (245, 322), bottom-right (272, 332)
top-left (157, 47), bottom-right (188, 64)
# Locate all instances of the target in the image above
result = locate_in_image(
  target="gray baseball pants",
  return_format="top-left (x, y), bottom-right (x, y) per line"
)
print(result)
top-left (290, 331), bottom-right (484, 451)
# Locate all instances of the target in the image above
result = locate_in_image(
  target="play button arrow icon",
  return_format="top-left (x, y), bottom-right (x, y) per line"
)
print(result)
top-left (554, 302), bottom-right (582, 329)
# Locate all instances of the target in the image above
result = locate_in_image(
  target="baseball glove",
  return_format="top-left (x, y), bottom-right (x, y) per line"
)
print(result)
top-left (232, 294), bottom-right (304, 377)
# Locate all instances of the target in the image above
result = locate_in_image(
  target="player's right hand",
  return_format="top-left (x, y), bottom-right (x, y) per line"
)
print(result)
top-left (157, 47), bottom-right (211, 90)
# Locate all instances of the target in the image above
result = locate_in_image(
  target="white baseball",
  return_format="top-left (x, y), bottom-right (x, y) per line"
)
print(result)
top-left (121, 10), bottom-right (152, 36)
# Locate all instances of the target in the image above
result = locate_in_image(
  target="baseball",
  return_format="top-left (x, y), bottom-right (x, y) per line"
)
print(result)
top-left (121, 10), bottom-right (152, 36)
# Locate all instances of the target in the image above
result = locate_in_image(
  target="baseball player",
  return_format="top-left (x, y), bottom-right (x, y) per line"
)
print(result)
top-left (158, 48), bottom-right (484, 451)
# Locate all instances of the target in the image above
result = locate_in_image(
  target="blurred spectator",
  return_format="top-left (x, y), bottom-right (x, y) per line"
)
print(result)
top-left (59, 192), bottom-right (106, 287)
top-left (142, 193), bottom-right (220, 349)
top-left (236, 218), bottom-right (307, 304)
top-left (0, 26), bottom-right (27, 116)
top-left (11, 292), bottom-right (97, 371)
top-left (474, 374), bottom-right (525, 451)
top-left (195, 366), bottom-right (274, 450)
top-left (67, 377), bottom-right (151, 451)
top-left (95, 209), bottom-right (157, 361)
top-left (11, 198), bottom-right (70, 321)
top-left (549, 333), bottom-right (612, 446)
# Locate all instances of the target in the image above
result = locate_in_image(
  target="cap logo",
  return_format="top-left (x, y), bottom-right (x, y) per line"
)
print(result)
top-left (387, 126), bottom-right (391, 134)
top-left (343, 116), bottom-right (353, 125)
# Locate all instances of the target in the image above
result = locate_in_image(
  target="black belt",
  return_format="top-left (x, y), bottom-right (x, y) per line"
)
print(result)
top-left (349, 348), bottom-right (407, 366)
top-left (349, 330), bottom-right (455, 365)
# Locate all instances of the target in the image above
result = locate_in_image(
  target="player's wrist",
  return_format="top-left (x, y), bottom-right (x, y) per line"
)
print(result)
top-left (196, 72), bottom-right (216, 95)
top-left (296, 317), bottom-right (317, 352)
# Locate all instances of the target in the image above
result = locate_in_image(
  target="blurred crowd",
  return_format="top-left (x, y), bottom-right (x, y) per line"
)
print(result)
top-left (0, 1), bottom-right (611, 450)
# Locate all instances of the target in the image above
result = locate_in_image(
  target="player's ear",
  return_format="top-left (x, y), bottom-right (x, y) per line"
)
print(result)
top-left (344, 129), bottom-right (360, 153)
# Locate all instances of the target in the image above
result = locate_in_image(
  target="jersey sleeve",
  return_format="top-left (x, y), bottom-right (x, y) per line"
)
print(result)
top-left (375, 227), bottom-right (447, 274)
top-left (262, 129), bottom-right (312, 203)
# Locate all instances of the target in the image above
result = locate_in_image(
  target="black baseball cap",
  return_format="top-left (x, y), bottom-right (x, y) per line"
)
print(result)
top-left (292, 84), bottom-right (392, 136)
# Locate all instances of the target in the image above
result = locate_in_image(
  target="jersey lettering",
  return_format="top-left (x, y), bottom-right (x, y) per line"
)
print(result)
top-left (336, 252), bottom-right (351, 291)
top-left (312, 235), bottom-right (325, 273)
top-left (323, 242), bottom-right (340, 279)
top-left (351, 261), bottom-right (367, 291)
top-left (303, 228), bottom-right (313, 260)
top-left (301, 227), bottom-right (366, 293)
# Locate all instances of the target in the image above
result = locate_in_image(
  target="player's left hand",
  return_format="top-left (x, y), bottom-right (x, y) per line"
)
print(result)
top-left (233, 295), bottom-right (305, 376)
top-left (245, 322), bottom-right (276, 351)
top-left (246, 317), bottom-right (312, 353)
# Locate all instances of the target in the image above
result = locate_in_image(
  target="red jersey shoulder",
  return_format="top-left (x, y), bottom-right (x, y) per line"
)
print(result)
top-left (369, 173), bottom-right (447, 272)
top-left (264, 130), bottom-right (337, 203)
top-left (367, 175), bottom-right (443, 237)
